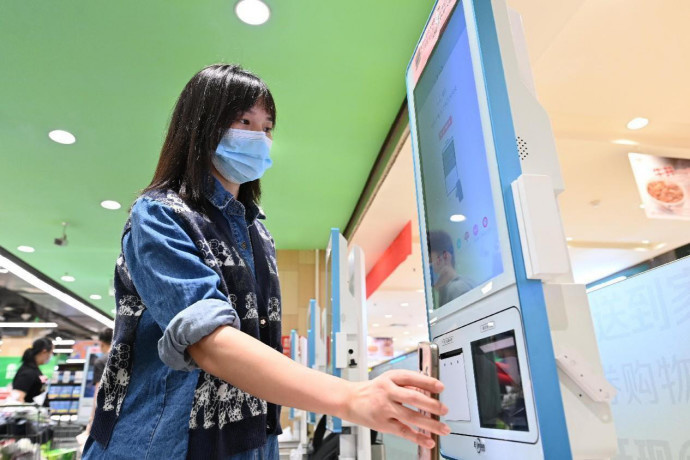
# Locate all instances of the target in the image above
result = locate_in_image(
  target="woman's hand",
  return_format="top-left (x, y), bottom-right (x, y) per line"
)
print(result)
top-left (340, 370), bottom-right (450, 448)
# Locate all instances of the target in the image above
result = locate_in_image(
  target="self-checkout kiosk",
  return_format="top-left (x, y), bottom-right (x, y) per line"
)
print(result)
top-left (406, 0), bottom-right (617, 459)
top-left (322, 228), bottom-right (371, 460)
top-left (288, 329), bottom-right (309, 452)
top-left (307, 299), bottom-right (327, 426)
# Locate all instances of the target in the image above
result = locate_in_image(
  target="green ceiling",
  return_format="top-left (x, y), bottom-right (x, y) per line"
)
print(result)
top-left (0, 0), bottom-right (434, 314)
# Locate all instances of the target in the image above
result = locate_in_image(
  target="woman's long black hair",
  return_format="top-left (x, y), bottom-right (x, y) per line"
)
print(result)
top-left (143, 64), bottom-right (276, 212)
top-left (21, 337), bottom-right (53, 364)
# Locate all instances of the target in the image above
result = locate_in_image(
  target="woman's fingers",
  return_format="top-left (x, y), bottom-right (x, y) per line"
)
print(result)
top-left (388, 419), bottom-right (436, 449)
top-left (390, 385), bottom-right (447, 417)
top-left (394, 404), bottom-right (450, 436)
top-left (388, 370), bottom-right (444, 394)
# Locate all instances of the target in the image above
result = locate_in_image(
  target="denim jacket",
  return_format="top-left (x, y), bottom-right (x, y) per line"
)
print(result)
top-left (84, 178), bottom-right (282, 459)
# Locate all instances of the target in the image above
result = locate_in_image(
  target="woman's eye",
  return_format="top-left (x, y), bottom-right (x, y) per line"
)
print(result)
top-left (239, 119), bottom-right (250, 125)
top-left (264, 127), bottom-right (273, 133)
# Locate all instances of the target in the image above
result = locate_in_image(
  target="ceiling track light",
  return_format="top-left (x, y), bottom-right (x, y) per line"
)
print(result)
top-left (54, 222), bottom-right (69, 247)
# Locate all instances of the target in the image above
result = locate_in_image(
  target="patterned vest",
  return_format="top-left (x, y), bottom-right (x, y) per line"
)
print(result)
top-left (90, 189), bottom-right (283, 458)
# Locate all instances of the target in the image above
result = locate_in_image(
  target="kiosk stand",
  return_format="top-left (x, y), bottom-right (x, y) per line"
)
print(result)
top-left (406, 0), bottom-right (617, 458)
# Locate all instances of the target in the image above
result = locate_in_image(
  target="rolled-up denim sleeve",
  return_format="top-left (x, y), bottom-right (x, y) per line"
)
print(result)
top-left (124, 198), bottom-right (242, 371)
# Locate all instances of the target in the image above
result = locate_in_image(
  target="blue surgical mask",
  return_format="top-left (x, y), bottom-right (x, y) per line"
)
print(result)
top-left (212, 128), bottom-right (273, 184)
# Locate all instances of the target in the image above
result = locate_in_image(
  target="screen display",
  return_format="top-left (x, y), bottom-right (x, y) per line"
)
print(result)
top-left (471, 330), bottom-right (528, 431)
top-left (412, 3), bottom-right (504, 310)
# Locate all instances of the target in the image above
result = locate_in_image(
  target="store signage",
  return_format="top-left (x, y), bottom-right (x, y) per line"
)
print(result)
top-left (629, 153), bottom-right (690, 220)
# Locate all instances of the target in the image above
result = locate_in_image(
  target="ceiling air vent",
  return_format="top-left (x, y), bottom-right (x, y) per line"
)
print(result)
top-left (516, 136), bottom-right (529, 161)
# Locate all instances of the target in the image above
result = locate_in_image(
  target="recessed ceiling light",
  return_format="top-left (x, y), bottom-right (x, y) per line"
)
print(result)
top-left (641, 240), bottom-right (650, 244)
top-left (633, 247), bottom-right (648, 252)
top-left (403, 331), bottom-right (410, 335)
top-left (48, 130), bottom-right (76, 145)
top-left (400, 302), bottom-right (409, 307)
top-left (639, 204), bottom-right (645, 209)
top-left (90, 294), bottom-right (102, 300)
top-left (566, 237), bottom-right (573, 242)
top-left (235, 0), bottom-right (270, 25)
top-left (450, 214), bottom-right (466, 222)
top-left (372, 323), bottom-right (379, 328)
top-left (17, 246), bottom-right (35, 253)
top-left (385, 314), bottom-right (393, 318)
top-left (612, 139), bottom-right (638, 146)
top-left (416, 289), bottom-right (424, 293)
top-left (655, 242), bottom-right (667, 250)
top-left (61, 275), bottom-right (75, 282)
top-left (100, 200), bottom-right (121, 210)
top-left (627, 117), bottom-right (648, 130)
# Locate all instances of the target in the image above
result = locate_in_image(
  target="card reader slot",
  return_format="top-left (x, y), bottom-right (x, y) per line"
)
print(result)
top-left (439, 348), bottom-right (464, 360)
top-left (439, 348), bottom-right (471, 422)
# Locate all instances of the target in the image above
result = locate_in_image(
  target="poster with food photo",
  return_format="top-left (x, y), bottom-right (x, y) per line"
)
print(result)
top-left (629, 152), bottom-right (690, 220)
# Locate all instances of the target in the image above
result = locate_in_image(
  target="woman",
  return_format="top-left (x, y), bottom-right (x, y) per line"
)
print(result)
top-left (84, 64), bottom-right (448, 460)
top-left (11, 337), bottom-right (53, 403)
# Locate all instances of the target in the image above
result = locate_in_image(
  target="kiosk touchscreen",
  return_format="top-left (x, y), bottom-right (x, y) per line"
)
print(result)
top-left (407, 0), bottom-right (573, 458)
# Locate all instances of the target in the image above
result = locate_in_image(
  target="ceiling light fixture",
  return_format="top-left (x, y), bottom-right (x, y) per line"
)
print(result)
top-left (90, 294), bottom-right (102, 300)
top-left (566, 237), bottom-right (573, 242)
top-left (626, 117), bottom-right (649, 130)
top-left (61, 274), bottom-right (75, 282)
top-left (48, 130), bottom-right (76, 145)
top-left (53, 339), bottom-right (76, 346)
top-left (612, 139), bottom-right (638, 146)
top-left (0, 254), bottom-right (114, 328)
top-left (385, 314), bottom-right (392, 319)
top-left (66, 358), bottom-right (86, 364)
top-left (450, 214), bottom-right (466, 223)
top-left (639, 204), bottom-right (645, 209)
top-left (372, 323), bottom-right (379, 328)
top-left (235, 0), bottom-right (270, 26)
top-left (53, 348), bottom-right (74, 354)
top-left (17, 246), bottom-right (35, 253)
top-left (400, 302), bottom-right (409, 307)
top-left (100, 200), bottom-right (121, 210)
top-left (0, 322), bottom-right (58, 328)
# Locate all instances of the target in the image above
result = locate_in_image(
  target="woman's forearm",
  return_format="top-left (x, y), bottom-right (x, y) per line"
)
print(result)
top-left (188, 325), bottom-right (352, 419)
top-left (188, 325), bottom-right (450, 447)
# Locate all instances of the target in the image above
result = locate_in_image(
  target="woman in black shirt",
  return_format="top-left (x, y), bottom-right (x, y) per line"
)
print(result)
top-left (11, 338), bottom-right (53, 403)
